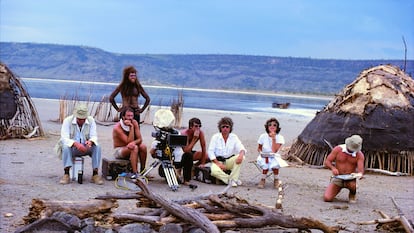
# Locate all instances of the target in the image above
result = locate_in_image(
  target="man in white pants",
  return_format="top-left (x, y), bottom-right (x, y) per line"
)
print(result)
top-left (207, 117), bottom-right (246, 187)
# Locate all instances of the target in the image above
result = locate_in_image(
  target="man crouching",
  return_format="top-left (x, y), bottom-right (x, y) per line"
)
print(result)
top-left (323, 135), bottom-right (364, 203)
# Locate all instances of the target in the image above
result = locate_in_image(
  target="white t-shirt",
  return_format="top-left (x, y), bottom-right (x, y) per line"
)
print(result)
top-left (257, 133), bottom-right (285, 153)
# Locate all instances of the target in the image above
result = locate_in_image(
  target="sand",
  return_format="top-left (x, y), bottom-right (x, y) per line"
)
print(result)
top-left (0, 98), bottom-right (413, 232)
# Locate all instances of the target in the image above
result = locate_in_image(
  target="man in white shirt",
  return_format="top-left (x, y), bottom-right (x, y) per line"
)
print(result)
top-left (59, 104), bottom-right (104, 185)
top-left (208, 117), bottom-right (246, 187)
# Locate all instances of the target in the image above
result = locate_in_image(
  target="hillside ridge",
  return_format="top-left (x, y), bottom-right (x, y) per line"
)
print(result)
top-left (1, 42), bottom-right (412, 95)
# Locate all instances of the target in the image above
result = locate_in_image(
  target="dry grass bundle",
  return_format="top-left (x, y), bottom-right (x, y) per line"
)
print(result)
top-left (170, 90), bottom-right (184, 128)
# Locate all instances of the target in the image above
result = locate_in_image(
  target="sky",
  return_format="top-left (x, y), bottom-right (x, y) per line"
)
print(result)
top-left (1, 0), bottom-right (413, 60)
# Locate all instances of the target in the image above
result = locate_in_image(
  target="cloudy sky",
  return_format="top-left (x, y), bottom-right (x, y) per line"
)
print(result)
top-left (1, 0), bottom-right (413, 59)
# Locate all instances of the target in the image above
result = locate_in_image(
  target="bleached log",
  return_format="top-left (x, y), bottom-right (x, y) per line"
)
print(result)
top-left (357, 216), bottom-right (401, 225)
top-left (135, 178), bottom-right (220, 233)
top-left (374, 209), bottom-right (390, 219)
top-left (365, 168), bottom-right (408, 176)
top-left (392, 197), bottom-right (414, 233)
top-left (208, 195), bottom-right (341, 233)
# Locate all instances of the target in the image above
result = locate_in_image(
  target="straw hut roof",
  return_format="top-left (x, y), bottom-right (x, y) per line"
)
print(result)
top-left (0, 63), bottom-right (45, 139)
top-left (288, 64), bottom-right (414, 175)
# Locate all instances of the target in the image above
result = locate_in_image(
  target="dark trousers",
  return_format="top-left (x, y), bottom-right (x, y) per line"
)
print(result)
top-left (133, 112), bottom-right (140, 124)
top-left (174, 152), bottom-right (194, 182)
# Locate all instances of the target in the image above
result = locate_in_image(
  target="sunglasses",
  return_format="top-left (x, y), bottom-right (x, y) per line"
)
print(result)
top-left (193, 124), bottom-right (202, 128)
top-left (221, 125), bottom-right (230, 129)
top-left (268, 123), bottom-right (278, 127)
top-left (129, 73), bottom-right (137, 77)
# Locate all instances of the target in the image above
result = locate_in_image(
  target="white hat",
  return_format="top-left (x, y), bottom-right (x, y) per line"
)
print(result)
top-left (345, 135), bottom-right (363, 152)
top-left (74, 104), bottom-right (89, 119)
top-left (153, 109), bottom-right (175, 128)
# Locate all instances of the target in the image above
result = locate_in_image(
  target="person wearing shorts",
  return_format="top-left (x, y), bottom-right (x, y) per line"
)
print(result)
top-left (324, 135), bottom-right (365, 203)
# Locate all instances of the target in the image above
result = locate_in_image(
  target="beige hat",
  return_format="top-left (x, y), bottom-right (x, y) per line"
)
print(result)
top-left (74, 104), bottom-right (89, 119)
top-left (345, 135), bottom-right (363, 152)
top-left (153, 109), bottom-right (175, 128)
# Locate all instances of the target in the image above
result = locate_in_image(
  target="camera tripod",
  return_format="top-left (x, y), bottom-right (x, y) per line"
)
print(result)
top-left (141, 151), bottom-right (179, 191)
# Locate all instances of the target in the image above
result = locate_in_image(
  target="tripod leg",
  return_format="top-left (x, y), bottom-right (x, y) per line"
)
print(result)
top-left (141, 160), bottom-right (160, 177)
top-left (162, 161), bottom-right (179, 191)
top-left (167, 166), bottom-right (179, 186)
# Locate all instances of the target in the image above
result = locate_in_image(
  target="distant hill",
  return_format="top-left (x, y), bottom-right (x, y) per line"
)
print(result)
top-left (1, 42), bottom-right (412, 95)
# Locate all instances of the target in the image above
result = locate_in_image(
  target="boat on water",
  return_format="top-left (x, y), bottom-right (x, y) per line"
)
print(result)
top-left (272, 102), bottom-right (290, 109)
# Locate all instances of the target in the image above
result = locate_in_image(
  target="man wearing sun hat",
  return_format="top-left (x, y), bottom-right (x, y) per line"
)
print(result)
top-left (58, 103), bottom-right (104, 185)
top-left (323, 135), bottom-right (364, 203)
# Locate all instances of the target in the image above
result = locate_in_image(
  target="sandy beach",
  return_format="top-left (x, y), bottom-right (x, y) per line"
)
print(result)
top-left (0, 98), bottom-right (413, 232)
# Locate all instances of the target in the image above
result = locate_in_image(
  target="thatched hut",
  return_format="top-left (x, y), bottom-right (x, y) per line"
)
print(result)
top-left (288, 64), bottom-right (414, 175)
top-left (0, 63), bottom-right (45, 139)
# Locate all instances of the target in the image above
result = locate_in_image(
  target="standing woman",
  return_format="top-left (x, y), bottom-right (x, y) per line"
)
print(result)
top-left (256, 117), bottom-right (285, 189)
top-left (109, 66), bottom-right (151, 124)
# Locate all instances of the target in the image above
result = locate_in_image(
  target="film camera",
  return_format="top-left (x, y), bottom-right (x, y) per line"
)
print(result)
top-left (151, 128), bottom-right (187, 160)
top-left (141, 109), bottom-right (187, 191)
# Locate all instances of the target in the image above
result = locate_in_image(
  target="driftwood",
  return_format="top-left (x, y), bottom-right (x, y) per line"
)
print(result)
top-left (97, 180), bottom-right (341, 232)
top-left (392, 197), bottom-right (414, 233)
top-left (206, 194), bottom-right (341, 232)
top-left (106, 178), bottom-right (341, 233)
top-left (23, 199), bottom-right (117, 224)
top-left (365, 168), bottom-right (409, 176)
top-left (134, 178), bottom-right (220, 233)
top-left (356, 208), bottom-right (413, 233)
top-left (21, 181), bottom-right (341, 232)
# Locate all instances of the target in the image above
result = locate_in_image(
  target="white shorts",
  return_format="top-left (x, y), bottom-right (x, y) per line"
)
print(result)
top-left (256, 154), bottom-right (280, 170)
top-left (113, 147), bottom-right (124, 159)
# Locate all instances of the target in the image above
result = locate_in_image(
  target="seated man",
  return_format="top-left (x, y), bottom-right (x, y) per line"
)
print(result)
top-left (59, 104), bottom-right (104, 185)
top-left (324, 135), bottom-right (365, 203)
top-left (175, 118), bottom-right (208, 185)
top-left (207, 117), bottom-right (246, 187)
top-left (112, 107), bottom-right (148, 177)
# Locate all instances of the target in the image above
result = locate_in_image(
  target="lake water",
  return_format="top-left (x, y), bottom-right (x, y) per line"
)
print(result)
top-left (21, 78), bottom-right (331, 117)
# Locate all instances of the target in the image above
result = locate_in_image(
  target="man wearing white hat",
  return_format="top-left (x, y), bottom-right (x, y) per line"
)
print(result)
top-left (58, 104), bottom-right (104, 185)
top-left (324, 135), bottom-right (364, 203)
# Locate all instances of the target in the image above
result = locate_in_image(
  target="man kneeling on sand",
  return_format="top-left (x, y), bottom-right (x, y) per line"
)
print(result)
top-left (324, 135), bottom-right (364, 203)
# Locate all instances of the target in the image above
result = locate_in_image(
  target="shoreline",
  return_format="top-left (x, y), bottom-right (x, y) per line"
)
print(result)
top-left (23, 77), bottom-right (333, 100)
top-left (32, 97), bottom-right (321, 119)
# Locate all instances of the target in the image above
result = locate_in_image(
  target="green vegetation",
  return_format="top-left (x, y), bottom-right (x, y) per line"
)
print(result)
top-left (1, 42), bottom-right (412, 95)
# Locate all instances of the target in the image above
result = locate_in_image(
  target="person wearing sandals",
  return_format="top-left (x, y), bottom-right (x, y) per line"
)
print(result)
top-left (256, 117), bottom-right (285, 189)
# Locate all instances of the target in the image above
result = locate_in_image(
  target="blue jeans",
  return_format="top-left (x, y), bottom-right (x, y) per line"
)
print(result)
top-left (62, 144), bottom-right (101, 170)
